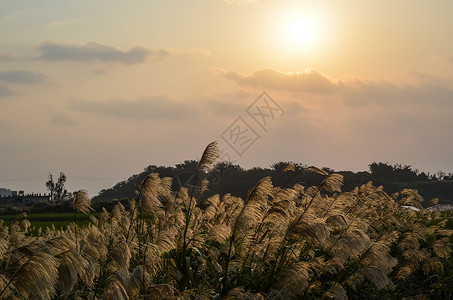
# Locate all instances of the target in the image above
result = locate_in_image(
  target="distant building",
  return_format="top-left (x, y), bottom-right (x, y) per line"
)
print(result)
top-left (0, 192), bottom-right (51, 207)
top-left (427, 204), bottom-right (453, 212)
top-left (22, 193), bottom-right (51, 204)
top-left (0, 188), bottom-right (13, 197)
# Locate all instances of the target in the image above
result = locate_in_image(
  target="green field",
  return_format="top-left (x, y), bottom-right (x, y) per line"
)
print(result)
top-left (0, 212), bottom-right (99, 234)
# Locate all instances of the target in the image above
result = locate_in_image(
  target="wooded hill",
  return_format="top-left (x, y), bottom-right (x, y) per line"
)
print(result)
top-left (93, 161), bottom-right (453, 206)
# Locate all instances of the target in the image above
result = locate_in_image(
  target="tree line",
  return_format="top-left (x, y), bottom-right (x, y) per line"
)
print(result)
top-left (92, 161), bottom-right (453, 206)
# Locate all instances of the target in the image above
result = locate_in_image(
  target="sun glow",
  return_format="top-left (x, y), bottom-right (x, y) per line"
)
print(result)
top-left (270, 7), bottom-right (325, 58)
top-left (287, 17), bottom-right (315, 46)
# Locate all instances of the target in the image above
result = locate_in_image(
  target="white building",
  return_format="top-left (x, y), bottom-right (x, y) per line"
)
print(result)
top-left (0, 188), bottom-right (12, 197)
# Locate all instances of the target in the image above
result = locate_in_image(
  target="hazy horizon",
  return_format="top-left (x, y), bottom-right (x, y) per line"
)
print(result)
top-left (1, 0), bottom-right (453, 197)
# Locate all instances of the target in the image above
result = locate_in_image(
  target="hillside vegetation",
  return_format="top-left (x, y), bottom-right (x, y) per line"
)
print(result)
top-left (94, 160), bottom-right (453, 206)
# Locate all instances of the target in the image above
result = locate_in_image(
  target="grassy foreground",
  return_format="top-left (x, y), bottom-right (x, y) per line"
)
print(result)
top-left (0, 143), bottom-right (452, 299)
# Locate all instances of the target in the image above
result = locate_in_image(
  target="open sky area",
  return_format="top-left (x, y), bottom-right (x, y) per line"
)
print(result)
top-left (1, 0), bottom-right (453, 196)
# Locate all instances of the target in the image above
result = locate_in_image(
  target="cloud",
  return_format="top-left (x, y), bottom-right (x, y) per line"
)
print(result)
top-left (0, 54), bottom-right (19, 61)
top-left (443, 54), bottom-right (453, 64)
top-left (0, 85), bottom-right (14, 97)
top-left (47, 18), bottom-right (81, 27)
top-left (221, 67), bottom-right (453, 109)
top-left (221, 68), bottom-right (338, 94)
top-left (341, 80), bottom-right (453, 107)
top-left (37, 41), bottom-right (169, 64)
top-left (0, 70), bottom-right (48, 84)
top-left (68, 97), bottom-right (197, 120)
top-left (50, 112), bottom-right (77, 126)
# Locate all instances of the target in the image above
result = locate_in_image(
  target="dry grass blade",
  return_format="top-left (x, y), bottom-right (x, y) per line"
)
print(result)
top-left (102, 278), bottom-right (129, 300)
top-left (223, 286), bottom-right (264, 300)
top-left (283, 163), bottom-right (296, 172)
top-left (320, 174), bottom-right (344, 193)
top-left (199, 141), bottom-right (220, 172)
top-left (126, 265), bottom-right (149, 298)
top-left (246, 176), bottom-right (273, 203)
top-left (201, 178), bottom-right (209, 194)
top-left (73, 190), bottom-right (93, 214)
top-left (360, 266), bottom-right (395, 291)
top-left (271, 259), bottom-right (322, 299)
top-left (208, 224), bottom-right (232, 244)
top-left (10, 250), bottom-right (60, 299)
top-left (323, 284), bottom-right (348, 300)
top-left (304, 166), bottom-right (329, 176)
top-left (110, 239), bottom-right (131, 268)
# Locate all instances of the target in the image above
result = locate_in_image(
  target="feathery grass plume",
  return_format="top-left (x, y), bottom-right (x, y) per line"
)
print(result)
top-left (395, 264), bottom-right (417, 280)
top-left (144, 244), bottom-right (164, 277)
top-left (145, 284), bottom-right (178, 299)
top-left (289, 214), bottom-right (329, 245)
top-left (432, 238), bottom-right (450, 258)
top-left (19, 219), bottom-right (31, 232)
top-left (292, 183), bottom-right (305, 194)
top-left (361, 242), bottom-right (397, 274)
top-left (435, 228), bottom-right (453, 237)
top-left (199, 141), bottom-right (220, 172)
top-left (203, 194), bottom-right (220, 222)
top-left (325, 214), bottom-right (348, 231)
top-left (175, 187), bottom-right (189, 203)
top-left (200, 178), bottom-right (209, 194)
top-left (101, 277), bottom-right (129, 300)
top-left (392, 189), bottom-right (424, 209)
top-left (140, 173), bottom-right (166, 213)
top-left (8, 212), bottom-right (27, 227)
top-left (44, 236), bottom-right (75, 253)
top-left (110, 239), bottom-right (131, 268)
top-left (55, 248), bottom-right (89, 295)
top-left (264, 190), bottom-right (298, 232)
top-left (422, 257), bottom-right (444, 275)
top-left (208, 224), bottom-right (232, 244)
top-left (73, 190), bottom-right (93, 214)
top-left (0, 274), bottom-right (10, 298)
top-left (360, 266), bottom-right (395, 291)
top-left (330, 229), bottom-right (372, 261)
top-left (399, 233), bottom-right (421, 250)
top-left (270, 259), bottom-right (323, 299)
top-left (246, 176), bottom-right (273, 203)
top-left (223, 287), bottom-right (264, 300)
top-left (0, 238), bottom-right (8, 260)
top-left (112, 202), bottom-right (126, 220)
top-left (229, 178), bottom-right (273, 252)
top-left (7, 250), bottom-right (59, 299)
top-left (323, 284), bottom-right (348, 300)
top-left (283, 163), bottom-right (296, 172)
top-left (319, 173), bottom-right (344, 193)
top-left (126, 265), bottom-right (149, 298)
top-left (429, 197), bottom-right (439, 205)
top-left (304, 166), bottom-right (329, 176)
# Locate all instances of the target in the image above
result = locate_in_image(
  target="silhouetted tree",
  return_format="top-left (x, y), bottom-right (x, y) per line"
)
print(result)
top-left (46, 172), bottom-right (68, 202)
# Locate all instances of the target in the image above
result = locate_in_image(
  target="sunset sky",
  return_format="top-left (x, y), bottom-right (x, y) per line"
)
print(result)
top-left (1, 0), bottom-right (453, 196)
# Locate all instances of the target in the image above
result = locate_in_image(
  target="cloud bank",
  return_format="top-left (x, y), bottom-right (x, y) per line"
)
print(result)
top-left (37, 41), bottom-right (169, 64)
top-left (0, 70), bottom-right (48, 84)
top-left (68, 97), bottom-right (197, 120)
top-left (0, 85), bottom-right (14, 97)
top-left (221, 68), bottom-right (338, 94)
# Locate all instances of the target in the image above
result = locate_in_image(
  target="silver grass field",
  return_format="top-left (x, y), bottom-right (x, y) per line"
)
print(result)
top-left (0, 142), bottom-right (452, 299)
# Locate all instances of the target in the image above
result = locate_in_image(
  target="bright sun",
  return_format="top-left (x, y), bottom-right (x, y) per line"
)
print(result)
top-left (272, 9), bottom-right (323, 57)
top-left (287, 17), bottom-right (315, 46)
